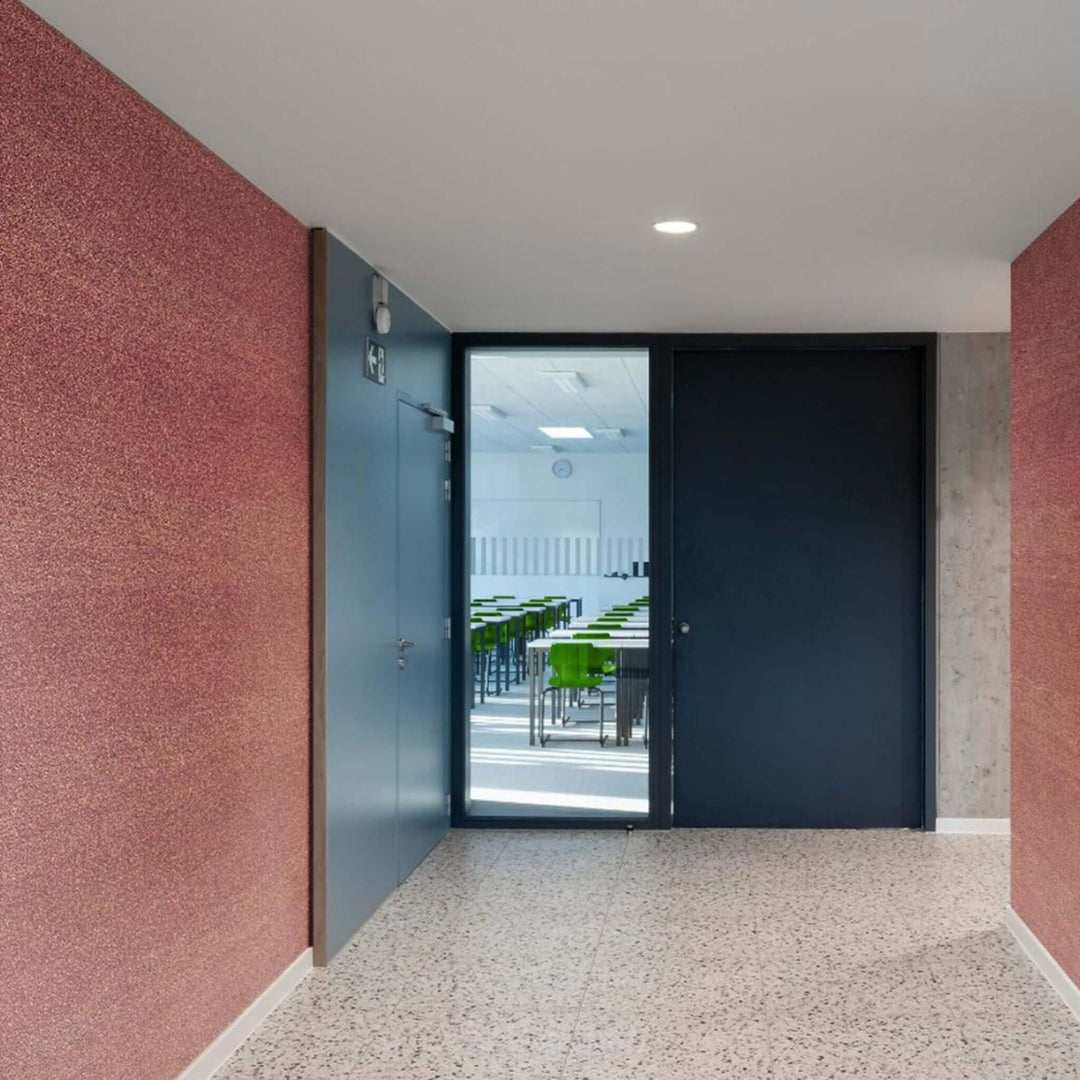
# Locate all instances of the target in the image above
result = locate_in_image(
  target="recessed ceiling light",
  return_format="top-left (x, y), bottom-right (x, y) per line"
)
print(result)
top-left (595, 428), bottom-right (624, 440)
top-left (472, 404), bottom-right (507, 420)
top-left (653, 220), bottom-right (698, 235)
top-left (542, 370), bottom-right (587, 394)
top-left (539, 426), bottom-right (593, 439)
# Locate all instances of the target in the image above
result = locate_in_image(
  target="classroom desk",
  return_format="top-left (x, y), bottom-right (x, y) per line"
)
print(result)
top-left (547, 628), bottom-right (650, 639)
top-left (471, 599), bottom-right (586, 704)
top-left (527, 637), bottom-right (649, 747)
top-left (471, 611), bottom-right (524, 699)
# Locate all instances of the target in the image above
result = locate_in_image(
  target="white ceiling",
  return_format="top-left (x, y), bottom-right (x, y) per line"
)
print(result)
top-left (27, 0), bottom-right (1080, 332)
top-left (471, 349), bottom-right (649, 453)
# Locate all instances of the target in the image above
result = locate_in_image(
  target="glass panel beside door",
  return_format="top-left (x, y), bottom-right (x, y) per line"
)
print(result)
top-left (467, 347), bottom-right (651, 819)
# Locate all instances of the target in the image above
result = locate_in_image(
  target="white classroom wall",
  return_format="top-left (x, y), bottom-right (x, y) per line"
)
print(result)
top-left (470, 452), bottom-right (649, 614)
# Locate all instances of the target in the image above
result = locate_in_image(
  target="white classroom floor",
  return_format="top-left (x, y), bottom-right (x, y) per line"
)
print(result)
top-left (469, 683), bottom-right (649, 817)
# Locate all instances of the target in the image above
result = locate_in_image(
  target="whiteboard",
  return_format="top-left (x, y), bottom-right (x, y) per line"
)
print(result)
top-left (472, 499), bottom-right (601, 538)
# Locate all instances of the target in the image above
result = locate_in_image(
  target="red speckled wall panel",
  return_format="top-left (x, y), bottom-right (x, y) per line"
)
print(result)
top-left (1011, 194), bottom-right (1080, 988)
top-left (0, 3), bottom-right (310, 1077)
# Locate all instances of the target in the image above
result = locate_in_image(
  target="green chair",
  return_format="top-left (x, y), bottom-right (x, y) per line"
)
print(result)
top-left (491, 608), bottom-right (524, 682)
top-left (543, 596), bottom-right (570, 626)
top-left (529, 601), bottom-right (556, 634)
top-left (471, 625), bottom-right (491, 705)
top-left (473, 612), bottom-right (511, 695)
top-left (524, 600), bottom-right (552, 630)
top-left (573, 632), bottom-right (617, 676)
top-left (539, 642), bottom-right (610, 746)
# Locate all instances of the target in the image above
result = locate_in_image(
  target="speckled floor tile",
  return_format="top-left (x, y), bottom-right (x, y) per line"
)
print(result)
top-left (766, 1017), bottom-right (981, 1080)
top-left (217, 829), bottom-right (1078, 1080)
top-left (957, 1014), bottom-right (1080, 1079)
top-left (563, 1006), bottom-right (770, 1079)
top-left (763, 955), bottom-right (951, 1023)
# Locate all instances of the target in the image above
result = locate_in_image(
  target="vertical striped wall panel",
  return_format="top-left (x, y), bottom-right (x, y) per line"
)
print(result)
top-left (470, 536), bottom-right (648, 576)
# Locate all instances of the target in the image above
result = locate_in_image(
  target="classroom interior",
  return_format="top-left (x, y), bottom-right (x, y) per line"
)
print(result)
top-left (468, 348), bottom-right (652, 818)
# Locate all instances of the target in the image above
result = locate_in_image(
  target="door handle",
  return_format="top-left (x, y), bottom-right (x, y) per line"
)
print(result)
top-left (398, 638), bottom-right (416, 650)
top-left (677, 621), bottom-right (691, 635)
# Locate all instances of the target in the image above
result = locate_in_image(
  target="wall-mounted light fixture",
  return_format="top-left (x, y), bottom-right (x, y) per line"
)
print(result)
top-left (372, 274), bottom-right (392, 335)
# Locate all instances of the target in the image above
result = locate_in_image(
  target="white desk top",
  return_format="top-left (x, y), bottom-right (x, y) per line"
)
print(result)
top-left (528, 636), bottom-right (649, 650)
top-left (548, 628), bottom-right (649, 639)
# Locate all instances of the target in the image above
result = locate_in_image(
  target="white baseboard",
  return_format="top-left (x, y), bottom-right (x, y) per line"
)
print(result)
top-left (1006, 906), bottom-right (1080, 1024)
top-left (935, 817), bottom-right (1010, 834)
top-left (176, 948), bottom-right (312, 1080)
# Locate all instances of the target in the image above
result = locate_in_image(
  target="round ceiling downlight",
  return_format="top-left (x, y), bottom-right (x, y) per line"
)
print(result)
top-left (653, 220), bottom-right (698, 235)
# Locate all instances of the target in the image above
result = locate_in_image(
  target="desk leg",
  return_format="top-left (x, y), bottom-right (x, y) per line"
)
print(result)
top-left (615, 649), bottom-right (627, 746)
top-left (529, 649), bottom-right (537, 746)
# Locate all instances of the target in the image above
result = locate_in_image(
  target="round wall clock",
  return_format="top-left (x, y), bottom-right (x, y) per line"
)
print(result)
top-left (551, 458), bottom-right (573, 479)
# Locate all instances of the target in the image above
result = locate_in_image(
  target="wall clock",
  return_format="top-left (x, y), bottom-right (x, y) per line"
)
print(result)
top-left (551, 458), bottom-right (573, 479)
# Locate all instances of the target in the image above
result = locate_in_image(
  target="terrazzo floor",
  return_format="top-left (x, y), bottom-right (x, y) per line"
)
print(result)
top-left (218, 829), bottom-right (1080, 1079)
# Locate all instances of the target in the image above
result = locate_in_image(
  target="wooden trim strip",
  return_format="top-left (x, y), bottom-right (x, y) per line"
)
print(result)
top-left (310, 228), bottom-right (328, 966)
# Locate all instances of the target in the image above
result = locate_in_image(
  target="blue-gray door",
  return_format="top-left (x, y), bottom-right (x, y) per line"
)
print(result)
top-left (396, 398), bottom-right (450, 881)
top-left (673, 348), bottom-right (923, 827)
top-left (321, 229), bottom-right (450, 962)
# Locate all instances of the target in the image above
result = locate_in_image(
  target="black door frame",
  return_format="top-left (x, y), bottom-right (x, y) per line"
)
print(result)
top-left (450, 332), bottom-right (936, 831)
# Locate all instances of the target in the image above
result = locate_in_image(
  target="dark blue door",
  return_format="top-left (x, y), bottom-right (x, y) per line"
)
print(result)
top-left (673, 348), bottom-right (923, 827)
top-left (396, 399), bottom-right (450, 881)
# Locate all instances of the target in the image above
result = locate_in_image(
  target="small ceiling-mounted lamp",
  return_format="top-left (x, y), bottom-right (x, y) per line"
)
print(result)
top-left (653, 220), bottom-right (698, 235)
top-left (538, 426), bottom-right (593, 439)
top-left (372, 274), bottom-right (392, 335)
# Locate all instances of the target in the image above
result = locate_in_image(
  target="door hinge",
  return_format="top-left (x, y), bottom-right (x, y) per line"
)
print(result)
top-left (445, 793), bottom-right (451, 817)
top-left (444, 440), bottom-right (452, 463)
top-left (444, 478), bottom-right (451, 501)
top-left (445, 616), bottom-right (452, 640)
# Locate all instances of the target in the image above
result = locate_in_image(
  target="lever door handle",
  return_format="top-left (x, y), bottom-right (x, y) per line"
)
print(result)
top-left (398, 638), bottom-right (416, 650)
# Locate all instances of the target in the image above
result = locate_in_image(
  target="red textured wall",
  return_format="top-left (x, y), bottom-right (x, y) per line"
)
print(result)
top-left (1011, 195), bottom-right (1080, 988)
top-left (0, 4), bottom-right (311, 1077)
